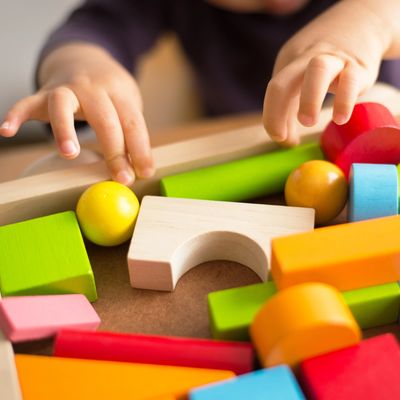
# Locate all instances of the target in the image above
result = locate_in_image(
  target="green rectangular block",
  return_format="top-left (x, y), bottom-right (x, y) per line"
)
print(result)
top-left (208, 282), bottom-right (277, 341)
top-left (341, 283), bottom-right (400, 329)
top-left (208, 281), bottom-right (400, 341)
top-left (0, 211), bottom-right (97, 301)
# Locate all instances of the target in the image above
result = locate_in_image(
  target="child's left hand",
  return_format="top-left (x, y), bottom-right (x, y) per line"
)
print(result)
top-left (263, 0), bottom-right (394, 146)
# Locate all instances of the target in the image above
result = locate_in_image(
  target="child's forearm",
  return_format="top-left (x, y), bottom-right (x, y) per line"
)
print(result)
top-left (345, 0), bottom-right (400, 58)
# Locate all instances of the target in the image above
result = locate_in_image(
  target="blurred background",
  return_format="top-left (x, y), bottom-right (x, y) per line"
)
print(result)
top-left (0, 0), bottom-right (202, 145)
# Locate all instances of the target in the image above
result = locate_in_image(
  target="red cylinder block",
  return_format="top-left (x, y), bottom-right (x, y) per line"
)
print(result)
top-left (321, 103), bottom-right (400, 178)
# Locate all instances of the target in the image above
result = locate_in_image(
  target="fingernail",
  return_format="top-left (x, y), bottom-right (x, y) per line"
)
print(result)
top-left (298, 113), bottom-right (315, 127)
top-left (138, 168), bottom-right (155, 179)
top-left (334, 113), bottom-right (348, 125)
top-left (270, 134), bottom-right (285, 143)
top-left (116, 170), bottom-right (134, 185)
top-left (0, 121), bottom-right (11, 130)
top-left (61, 140), bottom-right (78, 156)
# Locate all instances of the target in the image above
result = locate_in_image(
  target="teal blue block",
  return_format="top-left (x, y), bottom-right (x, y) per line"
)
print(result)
top-left (190, 366), bottom-right (306, 400)
top-left (0, 211), bottom-right (97, 301)
top-left (349, 163), bottom-right (398, 222)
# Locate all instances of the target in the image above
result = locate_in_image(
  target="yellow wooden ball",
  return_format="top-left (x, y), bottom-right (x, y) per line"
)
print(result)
top-left (285, 160), bottom-right (348, 225)
top-left (76, 181), bottom-right (140, 246)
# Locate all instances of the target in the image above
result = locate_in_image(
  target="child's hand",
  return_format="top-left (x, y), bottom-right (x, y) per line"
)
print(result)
top-left (0, 43), bottom-right (154, 185)
top-left (263, 0), bottom-right (393, 146)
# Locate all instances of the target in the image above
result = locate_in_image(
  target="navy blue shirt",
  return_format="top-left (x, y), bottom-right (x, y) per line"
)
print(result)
top-left (40, 0), bottom-right (400, 116)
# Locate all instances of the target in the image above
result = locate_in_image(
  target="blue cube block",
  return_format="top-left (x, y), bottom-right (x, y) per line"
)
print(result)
top-left (190, 365), bottom-right (305, 400)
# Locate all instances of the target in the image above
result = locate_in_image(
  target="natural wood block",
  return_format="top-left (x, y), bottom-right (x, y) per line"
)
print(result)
top-left (0, 295), bottom-right (100, 343)
top-left (271, 215), bottom-right (400, 291)
top-left (0, 290), bottom-right (22, 400)
top-left (160, 142), bottom-right (324, 201)
top-left (0, 212), bottom-right (97, 301)
top-left (15, 354), bottom-right (234, 400)
top-left (209, 281), bottom-right (400, 341)
top-left (250, 283), bottom-right (361, 368)
top-left (190, 366), bottom-right (306, 400)
top-left (300, 334), bottom-right (400, 399)
top-left (321, 102), bottom-right (400, 178)
top-left (53, 329), bottom-right (254, 375)
top-left (349, 163), bottom-right (398, 222)
top-left (128, 196), bottom-right (314, 291)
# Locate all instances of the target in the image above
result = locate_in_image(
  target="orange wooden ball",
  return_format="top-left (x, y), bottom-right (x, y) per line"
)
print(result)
top-left (285, 160), bottom-right (348, 225)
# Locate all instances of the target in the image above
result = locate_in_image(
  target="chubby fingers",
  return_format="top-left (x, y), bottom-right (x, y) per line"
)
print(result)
top-left (110, 93), bottom-right (155, 179)
top-left (263, 58), bottom-right (307, 145)
top-left (0, 94), bottom-right (46, 137)
top-left (48, 87), bottom-right (81, 159)
top-left (78, 89), bottom-right (136, 185)
top-left (298, 55), bottom-right (345, 126)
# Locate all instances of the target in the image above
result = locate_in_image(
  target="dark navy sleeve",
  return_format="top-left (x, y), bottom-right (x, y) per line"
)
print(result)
top-left (37, 0), bottom-right (168, 73)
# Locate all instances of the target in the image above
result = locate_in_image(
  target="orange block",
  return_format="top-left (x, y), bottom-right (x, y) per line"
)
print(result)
top-left (15, 355), bottom-right (234, 400)
top-left (271, 215), bottom-right (400, 291)
top-left (250, 283), bottom-right (361, 368)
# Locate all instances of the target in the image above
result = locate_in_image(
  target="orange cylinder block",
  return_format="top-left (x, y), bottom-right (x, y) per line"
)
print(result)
top-left (250, 283), bottom-right (361, 368)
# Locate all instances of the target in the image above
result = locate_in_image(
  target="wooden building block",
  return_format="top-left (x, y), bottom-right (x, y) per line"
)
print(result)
top-left (0, 211), bottom-right (97, 301)
top-left (208, 281), bottom-right (400, 341)
top-left (190, 365), bottom-right (305, 400)
top-left (321, 102), bottom-right (400, 178)
top-left (208, 282), bottom-right (277, 341)
top-left (0, 117), bottom-right (323, 227)
top-left (250, 283), bottom-right (361, 368)
top-left (1, 84), bottom-right (400, 227)
top-left (271, 215), bottom-right (400, 291)
top-left (349, 163), bottom-right (398, 222)
top-left (15, 354), bottom-right (234, 400)
top-left (128, 196), bottom-right (314, 291)
top-left (300, 334), bottom-right (400, 399)
top-left (54, 329), bottom-right (254, 375)
top-left (160, 142), bottom-right (324, 201)
top-left (0, 295), bottom-right (100, 343)
top-left (0, 290), bottom-right (22, 400)
top-left (342, 282), bottom-right (400, 329)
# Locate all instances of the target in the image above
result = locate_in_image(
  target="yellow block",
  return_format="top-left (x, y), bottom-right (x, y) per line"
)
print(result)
top-left (271, 215), bottom-right (400, 291)
top-left (15, 355), bottom-right (234, 400)
top-left (250, 283), bottom-right (361, 368)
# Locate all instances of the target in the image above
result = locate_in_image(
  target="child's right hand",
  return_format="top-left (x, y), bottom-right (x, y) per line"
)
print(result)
top-left (0, 43), bottom-right (154, 185)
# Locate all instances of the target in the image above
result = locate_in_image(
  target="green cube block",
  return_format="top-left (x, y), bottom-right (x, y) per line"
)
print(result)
top-left (208, 281), bottom-right (400, 341)
top-left (208, 282), bottom-right (277, 341)
top-left (0, 211), bottom-right (97, 301)
top-left (342, 283), bottom-right (400, 329)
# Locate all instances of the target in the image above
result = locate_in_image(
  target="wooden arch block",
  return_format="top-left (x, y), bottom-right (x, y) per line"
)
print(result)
top-left (321, 102), bottom-right (400, 178)
top-left (250, 283), bottom-right (361, 368)
top-left (128, 196), bottom-right (314, 291)
top-left (349, 163), bottom-right (398, 222)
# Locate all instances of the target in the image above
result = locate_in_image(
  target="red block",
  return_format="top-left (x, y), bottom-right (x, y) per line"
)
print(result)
top-left (300, 333), bottom-right (400, 399)
top-left (54, 329), bottom-right (254, 375)
top-left (320, 102), bottom-right (400, 178)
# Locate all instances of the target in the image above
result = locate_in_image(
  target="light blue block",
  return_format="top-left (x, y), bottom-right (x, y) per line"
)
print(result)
top-left (189, 366), bottom-right (306, 400)
top-left (349, 163), bottom-right (398, 222)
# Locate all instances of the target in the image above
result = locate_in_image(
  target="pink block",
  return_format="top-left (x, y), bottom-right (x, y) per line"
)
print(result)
top-left (0, 294), bottom-right (100, 342)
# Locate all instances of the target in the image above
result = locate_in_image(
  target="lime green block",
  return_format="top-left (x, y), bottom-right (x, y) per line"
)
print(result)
top-left (0, 211), bottom-right (97, 301)
top-left (208, 281), bottom-right (400, 341)
top-left (208, 282), bottom-right (277, 341)
top-left (342, 283), bottom-right (400, 329)
top-left (161, 142), bottom-right (324, 201)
